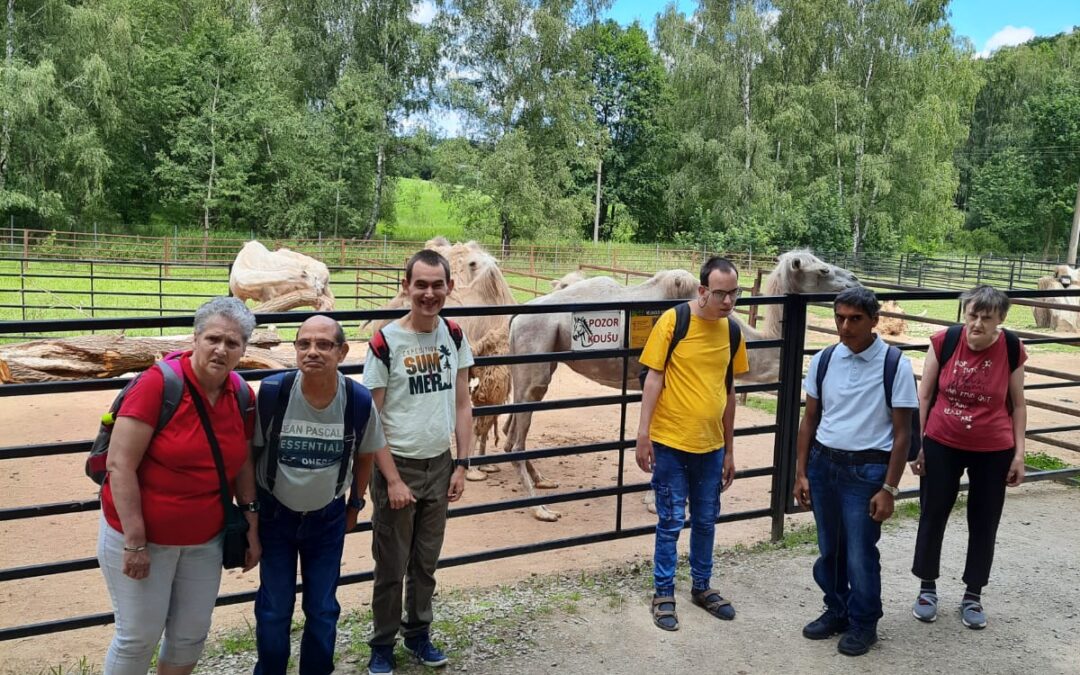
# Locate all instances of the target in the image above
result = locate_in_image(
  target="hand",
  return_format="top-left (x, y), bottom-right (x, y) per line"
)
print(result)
top-left (635, 437), bottom-right (654, 473)
top-left (1006, 455), bottom-right (1025, 487)
top-left (243, 534), bottom-right (261, 573)
top-left (909, 450), bottom-right (925, 476)
top-left (387, 479), bottom-right (416, 510)
top-left (346, 505), bottom-right (361, 533)
top-left (122, 548), bottom-right (150, 580)
top-left (448, 467), bottom-right (466, 502)
top-left (793, 474), bottom-right (812, 509)
top-left (869, 490), bottom-right (895, 523)
top-left (721, 451), bottom-right (735, 492)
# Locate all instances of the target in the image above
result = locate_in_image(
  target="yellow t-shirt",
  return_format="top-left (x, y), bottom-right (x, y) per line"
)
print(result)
top-left (639, 306), bottom-right (750, 453)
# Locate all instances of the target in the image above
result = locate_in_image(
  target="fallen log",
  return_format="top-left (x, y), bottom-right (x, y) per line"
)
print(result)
top-left (252, 288), bottom-right (335, 313)
top-left (0, 335), bottom-right (290, 384)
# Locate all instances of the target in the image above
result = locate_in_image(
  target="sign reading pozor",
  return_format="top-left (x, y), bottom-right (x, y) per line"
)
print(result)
top-left (570, 310), bottom-right (624, 351)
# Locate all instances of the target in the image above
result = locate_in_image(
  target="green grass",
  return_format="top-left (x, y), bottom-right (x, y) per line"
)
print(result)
top-left (743, 394), bottom-right (778, 416)
top-left (1025, 451), bottom-right (1072, 471)
top-left (378, 178), bottom-right (464, 242)
top-left (36, 657), bottom-right (99, 675)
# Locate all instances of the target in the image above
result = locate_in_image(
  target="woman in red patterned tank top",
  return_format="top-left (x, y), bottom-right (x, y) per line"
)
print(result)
top-left (908, 285), bottom-right (1027, 631)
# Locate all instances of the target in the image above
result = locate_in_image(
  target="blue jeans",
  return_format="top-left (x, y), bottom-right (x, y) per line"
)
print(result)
top-left (651, 442), bottom-right (725, 596)
top-left (806, 445), bottom-right (887, 631)
top-left (254, 489), bottom-right (347, 675)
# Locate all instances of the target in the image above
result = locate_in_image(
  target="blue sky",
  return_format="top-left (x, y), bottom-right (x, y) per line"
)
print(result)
top-left (606, 0), bottom-right (1078, 56)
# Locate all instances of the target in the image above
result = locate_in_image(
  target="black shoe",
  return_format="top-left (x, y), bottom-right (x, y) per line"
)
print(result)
top-left (837, 629), bottom-right (878, 656)
top-left (802, 609), bottom-right (848, 640)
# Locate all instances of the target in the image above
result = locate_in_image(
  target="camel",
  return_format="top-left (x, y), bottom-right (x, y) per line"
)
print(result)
top-left (229, 241), bottom-right (335, 311)
top-left (367, 238), bottom-right (517, 471)
top-left (877, 300), bottom-right (907, 336)
top-left (504, 250), bottom-right (860, 521)
top-left (1034, 265), bottom-right (1079, 331)
top-left (551, 270), bottom-right (587, 290)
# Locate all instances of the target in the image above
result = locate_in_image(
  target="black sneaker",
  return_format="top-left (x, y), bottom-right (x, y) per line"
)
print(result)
top-left (802, 609), bottom-right (849, 640)
top-left (837, 628), bottom-right (878, 656)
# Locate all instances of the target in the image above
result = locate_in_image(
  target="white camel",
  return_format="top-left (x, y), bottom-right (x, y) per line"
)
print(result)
top-left (505, 250), bottom-right (860, 521)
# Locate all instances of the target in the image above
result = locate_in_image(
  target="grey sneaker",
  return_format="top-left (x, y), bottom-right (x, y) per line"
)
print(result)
top-left (961, 598), bottom-right (987, 629)
top-left (912, 591), bottom-right (938, 623)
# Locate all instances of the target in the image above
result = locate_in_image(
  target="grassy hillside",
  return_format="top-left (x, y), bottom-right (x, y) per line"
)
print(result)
top-left (377, 178), bottom-right (464, 241)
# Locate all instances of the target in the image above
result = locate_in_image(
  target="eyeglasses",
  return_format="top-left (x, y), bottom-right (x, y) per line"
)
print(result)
top-left (294, 339), bottom-right (342, 352)
top-left (707, 288), bottom-right (742, 302)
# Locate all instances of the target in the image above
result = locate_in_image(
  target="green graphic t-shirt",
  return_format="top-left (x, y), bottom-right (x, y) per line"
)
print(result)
top-left (362, 319), bottom-right (474, 459)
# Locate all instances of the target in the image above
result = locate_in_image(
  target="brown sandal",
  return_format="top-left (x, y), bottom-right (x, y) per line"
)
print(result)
top-left (691, 588), bottom-right (736, 620)
top-left (651, 595), bottom-right (679, 631)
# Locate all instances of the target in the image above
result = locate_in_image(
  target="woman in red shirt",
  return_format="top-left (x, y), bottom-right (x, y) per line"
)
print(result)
top-left (909, 285), bottom-right (1027, 631)
top-left (97, 297), bottom-right (259, 675)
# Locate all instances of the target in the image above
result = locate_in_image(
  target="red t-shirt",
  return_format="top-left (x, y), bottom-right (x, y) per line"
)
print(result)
top-left (101, 354), bottom-right (254, 545)
top-left (924, 328), bottom-right (1026, 452)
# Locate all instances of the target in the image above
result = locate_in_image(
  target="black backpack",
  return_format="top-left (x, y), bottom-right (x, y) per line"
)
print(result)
top-left (368, 316), bottom-right (464, 371)
top-left (637, 302), bottom-right (743, 393)
top-left (815, 342), bottom-right (921, 461)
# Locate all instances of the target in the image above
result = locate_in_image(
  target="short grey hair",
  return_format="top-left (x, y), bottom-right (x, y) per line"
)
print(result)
top-left (194, 296), bottom-right (256, 342)
top-left (960, 284), bottom-right (1010, 319)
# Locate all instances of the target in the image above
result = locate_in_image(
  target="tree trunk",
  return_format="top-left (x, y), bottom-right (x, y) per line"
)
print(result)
top-left (593, 158), bottom-right (602, 243)
top-left (500, 210), bottom-right (511, 257)
top-left (252, 288), bottom-right (335, 313)
top-left (203, 74), bottom-right (221, 257)
top-left (0, 335), bottom-right (288, 383)
top-left (1067, 175), bottom-right (1080, 265)
top-left (363, 140), bottom-right (386, 240)
top-left (852, 48), bottom-right (875, 255)
top-left (0, 0), bottom-right (14, 192)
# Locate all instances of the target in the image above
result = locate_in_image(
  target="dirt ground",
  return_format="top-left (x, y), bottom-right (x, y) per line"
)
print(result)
top-left (1, 340), bottom-right (1077, 673)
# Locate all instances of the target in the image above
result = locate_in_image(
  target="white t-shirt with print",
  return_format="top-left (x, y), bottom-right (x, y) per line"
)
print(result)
top-left (362, 319), bottom-right (474, 459)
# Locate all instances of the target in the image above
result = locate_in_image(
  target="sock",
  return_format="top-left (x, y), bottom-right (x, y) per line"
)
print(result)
top-left (920, 579), bottom-right (937, 594)
top-left (964, 586), bottom-right (982, 603)
top-left (692, 581), bottom-right (709, 593)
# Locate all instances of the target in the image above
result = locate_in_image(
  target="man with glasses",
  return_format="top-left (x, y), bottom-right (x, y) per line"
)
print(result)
top-left (636, 256), bottom-right (749, 631)
top-left (251, 315), bottom-right (408, 675)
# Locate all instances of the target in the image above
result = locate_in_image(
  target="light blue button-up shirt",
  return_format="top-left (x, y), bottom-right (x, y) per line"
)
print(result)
top-left (803, 336), bottom-right (919, 452)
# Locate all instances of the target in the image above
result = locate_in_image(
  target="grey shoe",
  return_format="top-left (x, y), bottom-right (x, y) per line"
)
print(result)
top-left (912, 591), bottom-right (938, 623)
top-left (961, 598), bottom-right (987, 629)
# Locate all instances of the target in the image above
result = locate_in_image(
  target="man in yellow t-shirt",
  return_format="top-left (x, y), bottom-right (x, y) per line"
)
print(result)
top-left (636, 256), bottom-right (750, 631)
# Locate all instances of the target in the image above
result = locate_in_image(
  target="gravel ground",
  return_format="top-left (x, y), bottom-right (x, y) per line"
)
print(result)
top-left (189, 481), bottom-right (1079, 675)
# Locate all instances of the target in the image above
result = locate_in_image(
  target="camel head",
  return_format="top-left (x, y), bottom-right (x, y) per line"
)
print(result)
top-left (459, 241), bottom-right (499, 285)
top-left (1054, 264), bottom-right (1076, 287)
top-left (652, 269), bottom-right (699, 299)
top-left (768, 250), bottom-right (859, 295)
top-left (551, 271), bottom-right (586, 290)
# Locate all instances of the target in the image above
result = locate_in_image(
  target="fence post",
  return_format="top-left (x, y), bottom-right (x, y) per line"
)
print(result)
top-left (89, 260), bottom-right (96, 320)
top-left (897, 254), bottom-right (904, 285)
top-left (976, 257), bottom-right (984, 284)
top-left (1007, 261), bottom-right (1016, 289)
top-left (22, 229), bottom-right (28, 260)
top-left (770, 294), bottom-right (807, 542)
top-left (1018, 254), bottom-right (1025, 287)
top-left (615, 308), bottom-right (632, 533)
top-left (19, 255), bottom-right (26, 322)
top-left (962, 255), bottom-right (969, 283)
top-left (917, 260), bottom-right (924, 288)
top-left (158, 262), bottom-right (164, 324)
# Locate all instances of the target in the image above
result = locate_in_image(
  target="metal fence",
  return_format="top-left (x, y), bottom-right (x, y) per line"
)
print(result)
top-left (1, 290), bottom-right (1078, 642)
top-left (821, 251), bottom-right (1070, 290)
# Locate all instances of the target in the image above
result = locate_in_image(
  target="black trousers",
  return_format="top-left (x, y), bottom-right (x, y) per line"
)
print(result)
top-left (912, 436), bottom-right (1014, 589)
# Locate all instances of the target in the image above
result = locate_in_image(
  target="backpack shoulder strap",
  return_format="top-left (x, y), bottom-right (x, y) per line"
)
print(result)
top-left (369, 329), bottom-right (392, 371)
top-left (154, 360), bottom-right (185, 430)
top-left (229, 371), bottom-right (252, 422)
top-left (1003, 329), bottom-right (1021, 372)
top-left (663, 302), bottom-right (692, 369)
top-left (814, 345), bottom-right (837, 412)
top-left (883, 345), bottom-right (902, 409)
top-left (442, 317), bottom-right (465, 351)
top-left (338, 378), bottom-right (374, 494)
top-left (726, 317), bottom-right (742, 393)
top-left (258, 370), bottom-right (297, 492)
top-left (938, 325), bottom-right (964, 367)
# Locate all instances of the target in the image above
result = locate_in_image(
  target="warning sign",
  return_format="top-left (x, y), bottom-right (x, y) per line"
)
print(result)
top-left (629, 310), bottom-right (664, 349)
top-left (570, 311), bottom-right (623, 351)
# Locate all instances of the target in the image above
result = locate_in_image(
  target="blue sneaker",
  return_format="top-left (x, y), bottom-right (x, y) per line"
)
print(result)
top-left (403, 634), bottom-right (449, 667)
top-left (368, 645), bottom-right (396, 675)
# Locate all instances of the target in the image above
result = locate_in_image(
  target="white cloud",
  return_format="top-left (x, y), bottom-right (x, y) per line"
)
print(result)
top-left (977, 25), bottom-right (1035, 58)
top-left (410, 0), bottom-right (437, 25)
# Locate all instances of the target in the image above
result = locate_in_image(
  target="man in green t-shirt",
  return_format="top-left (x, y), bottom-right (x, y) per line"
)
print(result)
top-left (363, 249), bottom-right (474, 674)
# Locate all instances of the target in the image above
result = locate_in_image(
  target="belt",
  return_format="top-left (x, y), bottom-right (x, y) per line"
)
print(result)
top-left (392, 450), bottom-right (451, 466)
top-left (814, 443), bottom-right (891, 465)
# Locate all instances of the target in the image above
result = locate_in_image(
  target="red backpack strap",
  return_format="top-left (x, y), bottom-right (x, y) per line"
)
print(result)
top-left (442, 317), bottom-right (464, 351)
top-left (369, 329), bottom-right (392, 371)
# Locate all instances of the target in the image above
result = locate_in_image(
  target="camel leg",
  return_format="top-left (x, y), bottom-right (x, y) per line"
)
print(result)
top-left (480, 416), bottom-right (500, 473)
top-left (526, 460), bottom-right (559, 489)
top-left (504, 364), bottom-right (560, 521)
top-left (467, 415), bottom-right (493, 482)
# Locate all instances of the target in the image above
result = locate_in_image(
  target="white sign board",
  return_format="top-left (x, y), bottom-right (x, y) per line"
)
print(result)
top-left (570, 311), bottom-right (623, 351)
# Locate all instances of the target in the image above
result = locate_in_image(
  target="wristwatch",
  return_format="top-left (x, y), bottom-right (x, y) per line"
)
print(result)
top-left (348, 495), bottom-right (366, 510)
top-left (239, 501), bottom-right (260, 513)
top-left (453, 458), bottom-right (470, 470)
top-left (882, 483), bottom-right (900, 497)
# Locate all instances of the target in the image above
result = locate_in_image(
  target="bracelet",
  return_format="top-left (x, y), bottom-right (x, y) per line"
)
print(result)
top-left (123, 544), bottom-right (147, 552)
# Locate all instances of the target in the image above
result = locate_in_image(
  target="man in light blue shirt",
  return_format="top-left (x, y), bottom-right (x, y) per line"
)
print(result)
top-left (793, 287), bottom-right (918, 657)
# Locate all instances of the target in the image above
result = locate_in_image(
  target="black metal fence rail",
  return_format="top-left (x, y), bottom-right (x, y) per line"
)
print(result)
top-left (821, 252), bottom-right (1072, 290)
top-left (1, 291), bottom-right (1078, 641)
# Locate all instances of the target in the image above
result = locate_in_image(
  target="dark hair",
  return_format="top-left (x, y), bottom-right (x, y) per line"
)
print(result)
top-left (406, 249), bottom-right (451, 283)
top-left (960, 284), bottom-right (1010, 319)
top-left (699, 256), bottom-right (738, 287)
top-left (834, 286), bottom-right (880, 318)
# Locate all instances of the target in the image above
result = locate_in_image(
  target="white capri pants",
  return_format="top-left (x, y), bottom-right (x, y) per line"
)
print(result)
top-left (97, 517), bottom-right (223, 674)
